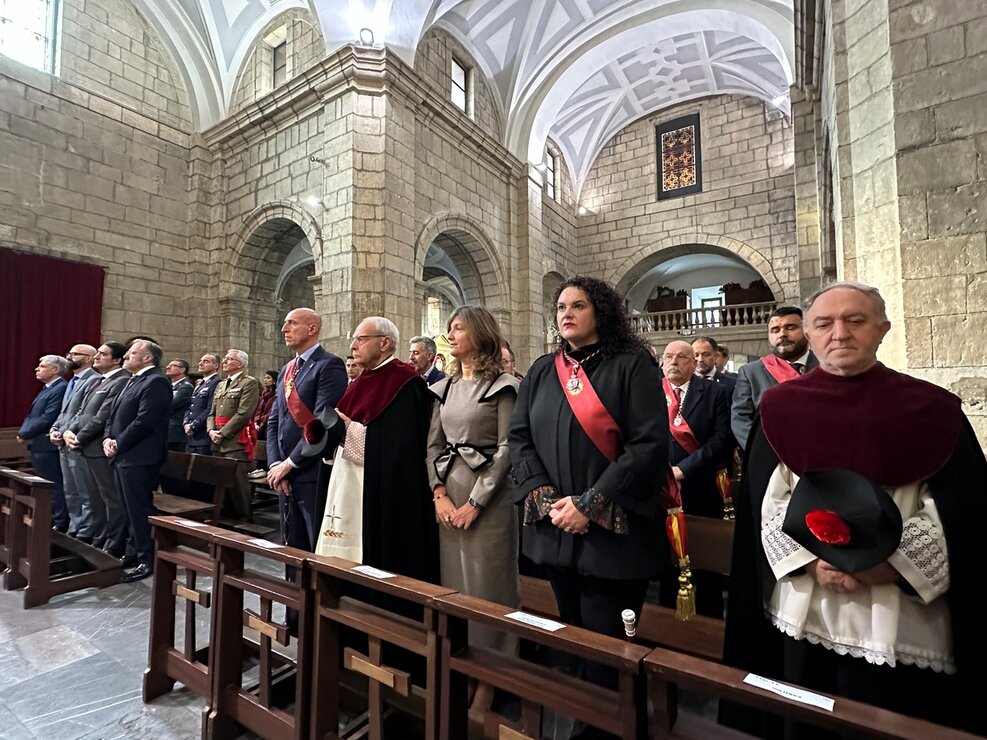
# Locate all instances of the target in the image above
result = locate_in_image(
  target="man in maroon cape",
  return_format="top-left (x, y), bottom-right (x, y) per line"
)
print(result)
top-left (723, 282), bottom-right (986, 736)
top-left (314, 316), bottom-right (438, 585)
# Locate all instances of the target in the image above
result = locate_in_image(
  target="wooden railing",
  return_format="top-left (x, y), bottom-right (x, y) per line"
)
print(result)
top-left (630, 301), bottom-right (778, 335)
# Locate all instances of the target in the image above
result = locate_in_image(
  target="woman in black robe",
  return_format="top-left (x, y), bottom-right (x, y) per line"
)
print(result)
top-left (508, 276), bottom-right (668, 686)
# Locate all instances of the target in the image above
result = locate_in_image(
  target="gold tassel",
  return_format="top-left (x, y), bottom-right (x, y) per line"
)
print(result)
top-left (722, 496), bottom-right (735, 521)
top-left (675, 555), bottom-right (696, 621)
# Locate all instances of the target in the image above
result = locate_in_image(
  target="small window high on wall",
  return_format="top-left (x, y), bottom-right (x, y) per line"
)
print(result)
top-left (545, 148), bottom-right (557, 201)
top-left (272, 41), bottom-right (287, 87)
top-left (451, 57), bottom-right (470, 116)
top-left (656, 113), bottom-right (702, 200)
top-left (0, 0), bottom-right (60, 73)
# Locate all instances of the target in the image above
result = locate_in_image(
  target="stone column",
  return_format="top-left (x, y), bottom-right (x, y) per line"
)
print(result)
top-left (512, 164), bottom-right (550, 370)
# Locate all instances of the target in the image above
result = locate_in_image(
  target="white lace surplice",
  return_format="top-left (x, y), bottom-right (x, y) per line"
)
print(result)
top-left (761, 463), bottom-right (955, 673)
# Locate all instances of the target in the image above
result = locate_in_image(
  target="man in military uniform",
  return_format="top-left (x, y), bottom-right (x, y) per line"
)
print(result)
top-left (207, 349), bottom-right (260, 520)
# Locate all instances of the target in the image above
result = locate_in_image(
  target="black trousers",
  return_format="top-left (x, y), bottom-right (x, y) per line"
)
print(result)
top-left (114, 463), bottom-right (158, 565)
top-left (545, 566), bottom-right (649, 687)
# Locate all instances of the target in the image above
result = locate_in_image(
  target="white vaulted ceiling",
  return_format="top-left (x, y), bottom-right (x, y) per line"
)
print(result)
top-left (130, 0), bottom-right (793, 193)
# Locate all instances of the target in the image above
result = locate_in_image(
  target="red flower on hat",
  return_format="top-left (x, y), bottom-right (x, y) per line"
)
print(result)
top-left (805, 509), bottom-right (851, 546)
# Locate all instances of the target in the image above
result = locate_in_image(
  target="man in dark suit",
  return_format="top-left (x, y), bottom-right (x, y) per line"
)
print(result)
top-left (183, 353), bottom-right (220, 454)
top-left (103, 339), bottom-right (172, 582)
top-left (17, 355), bottom-right (70, 532)
top-left (63, 342), bottom-right (130, 556)
top-left (164, 359), bottom-right (194, 451)
top-left (692, 336), bottom-right (737, 393)
top-left (714, 344), bottom-right (739, 379)
top-left (408, 335), bottom-right (445, 385)
top-left (731, 305), bottom-right (818, 450)
top-left (661, 339), bottom-right (735, 616)
top-left (266, 308), bottom-right (347, 553)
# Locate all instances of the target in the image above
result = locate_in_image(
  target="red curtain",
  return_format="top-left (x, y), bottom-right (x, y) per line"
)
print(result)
top-left (0, 248), bottom-right (105, 427)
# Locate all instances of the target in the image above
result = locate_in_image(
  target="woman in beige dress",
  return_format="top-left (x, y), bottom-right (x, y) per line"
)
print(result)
top-left (428, 305), bottom-right (520, 651)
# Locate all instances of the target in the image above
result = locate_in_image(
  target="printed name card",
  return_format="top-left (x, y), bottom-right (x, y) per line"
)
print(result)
top-left (352, 565), bottom-right (396, 579)
top-left (743, 673), bottom-right (835, 711)
top-left (248, 538), bottom-right (283, 550)
top-left (180, 519), bottom-right (209, 527)
top-left (505, 611), bottom-right (566, 632)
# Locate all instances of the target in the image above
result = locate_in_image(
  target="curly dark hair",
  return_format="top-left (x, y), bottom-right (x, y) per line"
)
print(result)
top-left (552, 275), bottom-right (653, 358)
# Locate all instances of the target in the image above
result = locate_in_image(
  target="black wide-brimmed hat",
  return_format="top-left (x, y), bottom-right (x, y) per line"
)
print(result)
top-left (298, 407), bottom-right (341, 459)
top-left (782, 468), bottom-right (903, 574)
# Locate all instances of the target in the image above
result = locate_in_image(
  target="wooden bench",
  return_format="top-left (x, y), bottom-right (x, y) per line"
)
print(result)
top-left (144, 515), bottom-right (227, 706)
top-left (643, 645), bottom-right (980, 739)
top-left (520, 515), bottom-right (734, 661)
top-left (155, 451), bottom-right (237, 523)
top-left (0, 466), bottom-right (121, 608)
top-left (204, 528), bottom-right (313, 740)
top-left (307, 555), bottom-right (457, 740)
top-left (0, 438), bottom-right (31, 469)
top-left (435, 591), bottom-right (652, 740)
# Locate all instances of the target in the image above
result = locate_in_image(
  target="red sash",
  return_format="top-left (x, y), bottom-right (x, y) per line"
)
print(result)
top-left (554, 352), bottom-right (622, 462)
top-left (761, 354), bottom-right (801, 384)
top-left (215, 415), bottom-right (258, 458)
top-left (284, 357), bottom-right (315, 429)
top-left (662, 378), bottom-right (700, 454)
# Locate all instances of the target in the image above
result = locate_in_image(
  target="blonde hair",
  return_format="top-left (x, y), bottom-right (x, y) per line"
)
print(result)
top-left (446, 306), bottom-right (506, 382)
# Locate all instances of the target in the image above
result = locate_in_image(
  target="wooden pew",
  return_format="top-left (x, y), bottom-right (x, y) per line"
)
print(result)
top-left (307, 555), bottom-right (457, 740)
top-left (643, 645), bottom-right (980, 740)
top-left (154, 451), bottom-right (237, 522)
top-left (0, 437), bottom-right (31, 469)
top-left (520, 515), bottom-right (734, 661)
top-left (144, 515), bottom-right (225, 705)
top-left (435, 591), bottom-right (652, 740)
top-left (204, 528), bottom-right (313, 740)
top-left (0, 466), bottom-right (121, 608)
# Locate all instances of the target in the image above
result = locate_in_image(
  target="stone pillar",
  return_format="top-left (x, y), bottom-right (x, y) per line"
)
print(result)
top-left (791, 88), bottom-right (825, 301)
top-left (513, 164), bottom-right (549, 370)
top-left (317, 47), bottom-right (418, 355)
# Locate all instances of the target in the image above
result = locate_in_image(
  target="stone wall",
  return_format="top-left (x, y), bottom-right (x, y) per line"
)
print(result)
top-left (229, 10), bottom-right (325, 116)
top-left (577, 95), bottom-right (799, 303)
top-left (1, 50), bottom-right (192, 358)
top-left (59, 0), bottom-right (192, 132)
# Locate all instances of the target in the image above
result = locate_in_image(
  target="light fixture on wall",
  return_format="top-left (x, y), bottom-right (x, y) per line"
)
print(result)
top-left (358, 28), bottom-right (375, 46)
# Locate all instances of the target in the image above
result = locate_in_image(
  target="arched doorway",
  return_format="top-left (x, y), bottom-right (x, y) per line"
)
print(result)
top-left (224, 204), bottom-right (321, 373)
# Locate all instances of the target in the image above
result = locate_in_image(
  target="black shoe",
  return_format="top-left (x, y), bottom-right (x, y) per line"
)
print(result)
top-left (76, 536), bottom-right (93, 546)
top-left (121, 563), bottom-right (153, 582)
top-left (119, 554), bottom-right (139, 568)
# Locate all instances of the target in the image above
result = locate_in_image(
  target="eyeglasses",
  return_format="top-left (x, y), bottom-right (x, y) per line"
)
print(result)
top-left (66, 351), bottom-right (93, 358)
top-left (352, 334), bottom-right (386, 345)
top-left (662, 353), bottom-right (693, 362)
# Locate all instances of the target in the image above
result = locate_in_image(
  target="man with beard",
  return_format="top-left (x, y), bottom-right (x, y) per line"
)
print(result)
top-left (49, 344), bottom-right (99, 541)
top-left (730, 306), bottom-right (817, 450)
top-left (692, 336), bottom-right (736, 393)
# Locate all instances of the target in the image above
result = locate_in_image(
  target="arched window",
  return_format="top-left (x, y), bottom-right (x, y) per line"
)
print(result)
top-left (0, 0), bottom-right (59, 73)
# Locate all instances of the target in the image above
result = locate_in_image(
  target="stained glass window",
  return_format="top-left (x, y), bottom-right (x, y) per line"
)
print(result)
top-left (0, 0), bottom-right (59, 73)
top-left (656, 113), bottom-right (702, 200)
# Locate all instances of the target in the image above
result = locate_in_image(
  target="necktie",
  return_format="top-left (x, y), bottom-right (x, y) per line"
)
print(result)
top-left (673, 387), bottom-right (682, 405)
top-left (66, 375), bottom-right (77, 399)
top-left (791, 362), bottom-right (804, 375)
top-left (296, 357), bottom-right (305, 372)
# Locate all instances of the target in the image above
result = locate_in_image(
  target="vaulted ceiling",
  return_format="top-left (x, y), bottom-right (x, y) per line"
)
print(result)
top-left (131, 0), bottom-right (793, 194)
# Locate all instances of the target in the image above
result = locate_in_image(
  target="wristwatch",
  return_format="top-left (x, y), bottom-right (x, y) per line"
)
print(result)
top-left (468, 497), bottom-right (483, 509)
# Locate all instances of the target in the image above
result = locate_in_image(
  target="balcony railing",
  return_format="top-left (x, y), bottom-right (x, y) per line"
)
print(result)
top-left (630, 301), bottom-right (778, 335)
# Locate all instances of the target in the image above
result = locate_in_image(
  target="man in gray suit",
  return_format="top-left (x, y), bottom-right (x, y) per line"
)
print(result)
top-left (63, 342), bottom-right (131, 557)
top-left (731, 306), bottom-right (817, 450)
top-left (49, 344), bottom-right (99, 541)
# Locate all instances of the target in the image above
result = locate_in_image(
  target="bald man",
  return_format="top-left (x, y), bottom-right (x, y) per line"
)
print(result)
top-left (266, 308), bottom-right (347, 554)
top-left (49, 343), bottom-right (101, 541)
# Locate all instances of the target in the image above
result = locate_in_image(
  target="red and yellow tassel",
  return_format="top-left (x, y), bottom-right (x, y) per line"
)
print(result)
top-left (665, 506), bottom-right (695, 620)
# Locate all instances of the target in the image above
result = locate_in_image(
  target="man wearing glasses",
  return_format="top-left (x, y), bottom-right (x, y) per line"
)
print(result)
top-left (266, 308), bottom-right (347, 555)
top-left (49, 344), bottom-right (99, 541)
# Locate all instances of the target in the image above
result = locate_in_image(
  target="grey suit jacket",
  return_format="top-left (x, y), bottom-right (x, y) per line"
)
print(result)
top-left (67, 370), bottom-right (132, 457)
top-left (52, 368), bottom-right (99, 435)
top-left (730, 352), bottom-right (818, 450)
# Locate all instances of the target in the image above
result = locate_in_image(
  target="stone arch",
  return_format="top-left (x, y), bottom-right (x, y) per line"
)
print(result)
top-left (608, 234), bottom-right (788, 304)
top-left (414, 213), bottom-right (508, 313)
top-left (219, 201), bottom-right (323, 371)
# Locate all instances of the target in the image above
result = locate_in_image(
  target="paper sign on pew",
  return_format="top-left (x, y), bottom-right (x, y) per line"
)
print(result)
top-left (743, 673), bottom-right (835, 711)
top-left (505, 611), bottom-right (566, 632)
top-left (248, 538), bottom-right (283, 549)
top-left (351, 565), bottom-right (396, 579)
